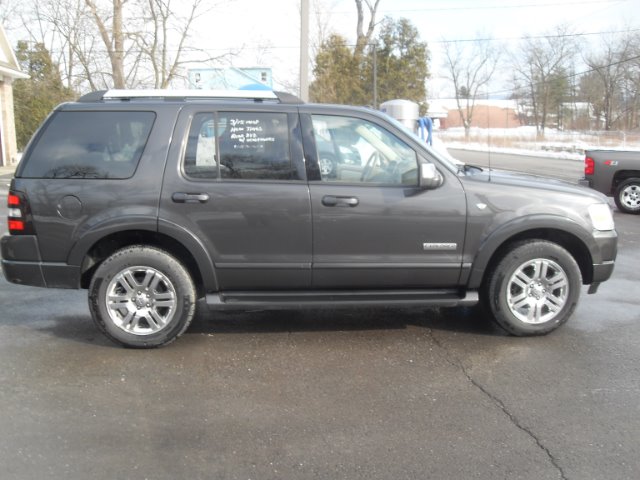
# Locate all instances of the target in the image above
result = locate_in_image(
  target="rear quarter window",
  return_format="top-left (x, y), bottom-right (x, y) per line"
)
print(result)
top-left (20, 111), bottom-right (156, 179)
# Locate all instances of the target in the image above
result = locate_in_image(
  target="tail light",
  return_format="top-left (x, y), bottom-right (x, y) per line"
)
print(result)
top-left (584, 156), bottom-right (594, 176)
top-left (7, 190), bottom-right (35, 235)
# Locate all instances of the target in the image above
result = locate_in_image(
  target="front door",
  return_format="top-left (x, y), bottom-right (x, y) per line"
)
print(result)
top-left (305, 113), bottom-right (466, 289)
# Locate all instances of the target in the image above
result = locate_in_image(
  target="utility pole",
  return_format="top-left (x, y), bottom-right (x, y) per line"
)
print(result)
top-left (299, 0), bottom-right (310, 101)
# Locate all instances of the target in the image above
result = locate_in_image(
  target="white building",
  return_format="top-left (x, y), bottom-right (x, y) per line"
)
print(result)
top-left (0, 25), bottom-right (29, 167)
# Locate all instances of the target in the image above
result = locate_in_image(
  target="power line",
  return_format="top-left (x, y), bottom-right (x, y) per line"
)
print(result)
top-left (433, 28), bottom-right (640, 44)
top-left (140, 27), bottom-right (640, 53)
top-left (388, 0), bottom-right (627, 13)
top-left (24, 25), bottom-right (640, 57)
top-left (321, 0), bottom-right (629, 15)
top-left (482, 53), bottom-right (640, 98)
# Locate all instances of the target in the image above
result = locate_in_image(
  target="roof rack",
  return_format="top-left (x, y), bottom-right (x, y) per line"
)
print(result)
top-left (78, 89), bottom-right (302, 104)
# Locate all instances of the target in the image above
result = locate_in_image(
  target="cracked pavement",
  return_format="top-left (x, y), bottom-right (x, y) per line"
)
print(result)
top-left (1, 185), bottom-right (639, 479)
top-left (428, 328), bottom-right (569, 480)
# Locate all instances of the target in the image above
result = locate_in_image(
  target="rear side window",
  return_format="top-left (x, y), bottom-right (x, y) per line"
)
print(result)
top-left (183, 111), bottom-right (296, 180)
top-left (21, 111), bottom-right (155, 179)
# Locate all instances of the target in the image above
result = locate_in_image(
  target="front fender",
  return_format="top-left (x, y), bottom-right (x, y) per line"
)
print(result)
top-left (466, 214), bottom-right (598, 289)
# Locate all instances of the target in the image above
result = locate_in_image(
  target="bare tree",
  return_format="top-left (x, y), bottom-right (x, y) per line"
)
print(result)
top-left (33, 0), bottom-right (100, 91)
top-left (512, 25), bottom-right (578, 136)
top-left (14, 0), bottom-right (235, 92)
top-left (625, 32), bottom-right (640, 130)
top-left (16, 0), bottom-right (132, 90)
top-left (0, 0), bottom-right (22, 29)
top-left (354, 0), bottom-right (381, 58)
top-left (133, 0), bottom-right (231, 88)
top-left (84, 0), bottom-right (127, 88)
top-left (584, 31), bottom-right (638, 130)
top-left (311, 0), bottom-right (338, 58)
top-left (443, 36), bottom-right (500, 140)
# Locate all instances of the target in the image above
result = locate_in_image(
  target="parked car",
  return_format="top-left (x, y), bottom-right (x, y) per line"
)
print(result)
top-left (2, 90), bottom-right (617, 347)
top-left (581, 149), bottom-right (640, 214)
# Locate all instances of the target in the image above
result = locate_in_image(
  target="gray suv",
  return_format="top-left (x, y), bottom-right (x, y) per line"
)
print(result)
top-left (2, 90), bottom-right (618, 347)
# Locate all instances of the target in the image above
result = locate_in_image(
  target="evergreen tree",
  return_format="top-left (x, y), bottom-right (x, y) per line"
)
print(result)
top-left (310, 34), bottom-right (366, 105)
top-left (310, 18), bottom-right (430, 111)
top-left (13, 41), bottom-right (75, 150)
top-left (372, 17), bottom-right (429, 113)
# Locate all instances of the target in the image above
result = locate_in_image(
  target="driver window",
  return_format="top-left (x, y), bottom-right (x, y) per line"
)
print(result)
top-left (311, 115), bottom-right (418, 185)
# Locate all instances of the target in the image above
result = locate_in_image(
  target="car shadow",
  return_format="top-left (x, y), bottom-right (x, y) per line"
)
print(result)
top-left (39, 305), bottom-right (506, 347)
top-left (34, 314), bottom-right (115, 347)
top-left (188, 304), bottom-right (505, 337)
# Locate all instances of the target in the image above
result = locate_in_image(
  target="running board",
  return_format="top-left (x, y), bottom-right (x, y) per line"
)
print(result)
top-left (205, 289), bottom-right (478, 310)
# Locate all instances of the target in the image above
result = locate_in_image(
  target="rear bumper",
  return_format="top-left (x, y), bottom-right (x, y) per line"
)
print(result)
top-left (2, 259), bottom-right (81, 289)
top-left (1, 234), bottom-right (81, 289)
top-left (2, 259), bottom-right (46, 287)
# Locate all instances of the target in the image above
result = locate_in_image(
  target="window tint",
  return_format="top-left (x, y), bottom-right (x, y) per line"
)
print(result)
top-left (312, 115), bottom-right (418, 185)
top-left (21, 111), bottom-right (155, 179)
top-left (219, 112), bottom-right (294, 180)
top-left (183, 111), bottom-right (296, 181)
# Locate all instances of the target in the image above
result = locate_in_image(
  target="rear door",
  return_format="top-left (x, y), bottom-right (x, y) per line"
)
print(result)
top-left (302, 110), bottom-right (467, 289)
top-left (159, 104), bottom-right (312, 290)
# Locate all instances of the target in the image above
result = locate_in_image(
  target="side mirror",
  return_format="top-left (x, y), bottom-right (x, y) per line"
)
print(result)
top-left (420, 163), bottom-right (444, 189)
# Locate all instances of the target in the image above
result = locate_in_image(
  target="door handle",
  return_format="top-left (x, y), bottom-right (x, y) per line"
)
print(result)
top-left (172, 192), bottom-right (210, 203)
top-left (322, 195), bottom-right (359, 207)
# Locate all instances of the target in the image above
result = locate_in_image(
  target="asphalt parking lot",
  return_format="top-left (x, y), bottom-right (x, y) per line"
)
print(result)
top-left (1, 172), bottom-right (639, 479)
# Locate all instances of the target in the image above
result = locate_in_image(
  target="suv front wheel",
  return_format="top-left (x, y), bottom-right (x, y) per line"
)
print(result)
top-left (483, 240), bottom-right (582, 336)
top-left (89, 246), bottom-right (196, 348)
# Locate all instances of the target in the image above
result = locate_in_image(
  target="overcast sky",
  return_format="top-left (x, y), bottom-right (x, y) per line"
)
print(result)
top-left (196, 0), bottom-right (639, 96)
top-left (5, 0), bottom-right (637, 96)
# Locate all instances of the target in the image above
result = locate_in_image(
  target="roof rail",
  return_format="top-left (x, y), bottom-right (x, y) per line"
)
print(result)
top-left (78, 89), bottom-right (303, 104)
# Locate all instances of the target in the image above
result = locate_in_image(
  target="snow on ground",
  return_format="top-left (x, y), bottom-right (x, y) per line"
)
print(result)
top-left (436, 126), bottom-right (640, 162)
top-left (443, 141), bottom-right (585, 161)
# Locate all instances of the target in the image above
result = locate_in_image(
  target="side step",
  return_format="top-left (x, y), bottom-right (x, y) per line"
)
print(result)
top-left (205, 289), bottom-right (479, 311)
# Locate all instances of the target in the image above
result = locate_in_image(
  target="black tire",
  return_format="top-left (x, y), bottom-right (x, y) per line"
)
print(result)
top-left (482, 240), bottom-right (582, 336)
top-left (89, 246), bottom-right (197, 348)
top-left (614, 178), bottom-right (640, 214)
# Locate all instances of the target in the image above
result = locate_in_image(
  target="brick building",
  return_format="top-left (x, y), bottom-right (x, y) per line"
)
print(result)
top-left (428, 99), bottom-right (520, 130)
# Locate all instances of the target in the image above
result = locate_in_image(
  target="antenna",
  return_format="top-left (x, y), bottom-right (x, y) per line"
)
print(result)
top-left (486, 93), bottom-right (492, 181)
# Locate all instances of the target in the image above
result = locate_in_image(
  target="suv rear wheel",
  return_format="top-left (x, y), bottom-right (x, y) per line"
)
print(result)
top-left (483, 240), bottom-right (582, 336)
top-left (89, 246), bottom-right (196, 348)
